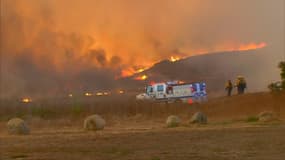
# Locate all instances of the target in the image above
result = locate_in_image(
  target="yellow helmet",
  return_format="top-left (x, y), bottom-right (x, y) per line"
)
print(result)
top-left (237, 75), bottom-right (243, 78)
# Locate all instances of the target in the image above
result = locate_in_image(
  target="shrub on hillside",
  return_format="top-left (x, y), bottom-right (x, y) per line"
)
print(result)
top-left (258, 111), bottom-right (275, 122)
top-left (268, 81), bottom-right (283, 91)
top-left (269, 61), bottom-right (285, 91)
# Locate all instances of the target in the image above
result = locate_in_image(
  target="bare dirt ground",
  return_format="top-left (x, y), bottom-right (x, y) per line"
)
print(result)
top-left (1, 92), bottom-right (285, 160)
top-left (1, 122), bottom-right (285, 160)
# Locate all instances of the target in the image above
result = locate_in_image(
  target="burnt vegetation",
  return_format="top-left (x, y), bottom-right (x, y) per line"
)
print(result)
top-left (0, 92), bottom-right (284, 122)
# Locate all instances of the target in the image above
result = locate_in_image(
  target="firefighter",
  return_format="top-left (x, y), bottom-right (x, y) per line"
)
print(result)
top-left (225, 80), bottom-right (233, 96)
top-left (235, 76), bottom-right (247, 94)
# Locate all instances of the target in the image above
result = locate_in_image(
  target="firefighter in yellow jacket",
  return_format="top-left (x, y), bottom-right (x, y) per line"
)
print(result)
top-left (225, 80), bottom-right (233, 96)
top-left (235, 76), bottom-right (247, 94)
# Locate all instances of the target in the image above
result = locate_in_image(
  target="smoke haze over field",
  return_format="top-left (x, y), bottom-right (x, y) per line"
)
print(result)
top-left (0, 0), bottom-right (284, 98)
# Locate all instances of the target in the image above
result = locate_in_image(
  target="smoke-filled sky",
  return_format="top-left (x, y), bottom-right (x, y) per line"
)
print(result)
top-left (0, 0), bottom-right (284, 98)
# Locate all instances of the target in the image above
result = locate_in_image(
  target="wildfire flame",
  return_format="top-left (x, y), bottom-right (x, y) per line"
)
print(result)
top-left (137, 68), bottom-right (145, 73)
top-left (134, 74), bottom-right (148, 81)
top-left (119, 42), bottom-right (267, 79)
top-left (85, 92), bottom-right (93, 96)
top-left (170, 56), bottom-right (181, 62)
top-left (21, 98), bottom-right (32, 103)
top-left (236, 42), bottom-right (267, 51)
top-left (120, 68), bottom-right (146, 78)
top-left (96, 92), bottom-right (103, 96)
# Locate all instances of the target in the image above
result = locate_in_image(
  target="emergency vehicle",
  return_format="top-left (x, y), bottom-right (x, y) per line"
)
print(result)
top-left (136, 81), bottom-right (207, 103)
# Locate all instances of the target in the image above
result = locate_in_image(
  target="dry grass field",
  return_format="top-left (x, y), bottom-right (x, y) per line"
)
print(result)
top-left (0, 91), bottom-right (285, 160)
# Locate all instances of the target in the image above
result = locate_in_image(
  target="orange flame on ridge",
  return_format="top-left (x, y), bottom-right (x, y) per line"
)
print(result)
top-left (170, 56), bottom-right (181, 62)
top-left (119, 42), bottom-right (267, 79)
top-left (120, 68), bottom-right (146, 78)
top-left (219, 42), bottom-right (267, 53)
top-left (134, 75), bottom-right (148, 81)
top-left (236, 42), bottom-right (267, 51)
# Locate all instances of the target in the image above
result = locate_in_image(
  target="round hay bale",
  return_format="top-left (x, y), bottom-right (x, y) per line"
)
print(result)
top-left (84, 114), bottom-right (106, 131)
top-left (166, 115), bottom-right (181, 128)
top-left (7, 118), bottom-right (30, 135)
top-left (258, 111), bottom-right (274, 122)
top-left (190, 112), bottom-right (207, 124)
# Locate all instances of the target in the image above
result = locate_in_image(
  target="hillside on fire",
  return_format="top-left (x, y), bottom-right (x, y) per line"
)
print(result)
top-left (1, 0), bottom-right (284, 99)
top-left (123, 48), bottom-right (281, 96)
top-left (1, 1), bottom-right (285, 160)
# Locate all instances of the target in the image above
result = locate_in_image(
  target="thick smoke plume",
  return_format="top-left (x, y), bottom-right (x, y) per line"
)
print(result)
top-left (0, 0), bottom-right (284, 98)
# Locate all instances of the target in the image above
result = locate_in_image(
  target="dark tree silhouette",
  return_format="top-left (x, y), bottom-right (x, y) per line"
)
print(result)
top-left (278, 61), bottom-right (285, 88)
top-left (268, 61), bottom-right (285, 91)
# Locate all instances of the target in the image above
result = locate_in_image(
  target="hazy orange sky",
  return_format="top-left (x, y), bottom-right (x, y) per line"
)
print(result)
top-left (0, 0), bottom-right (284, 97)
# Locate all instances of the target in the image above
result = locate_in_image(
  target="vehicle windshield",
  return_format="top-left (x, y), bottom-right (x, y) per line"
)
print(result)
top-left (157, 85), bottom-right (164, 92)
top-left (146, 86), bottom-right (153, 94)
